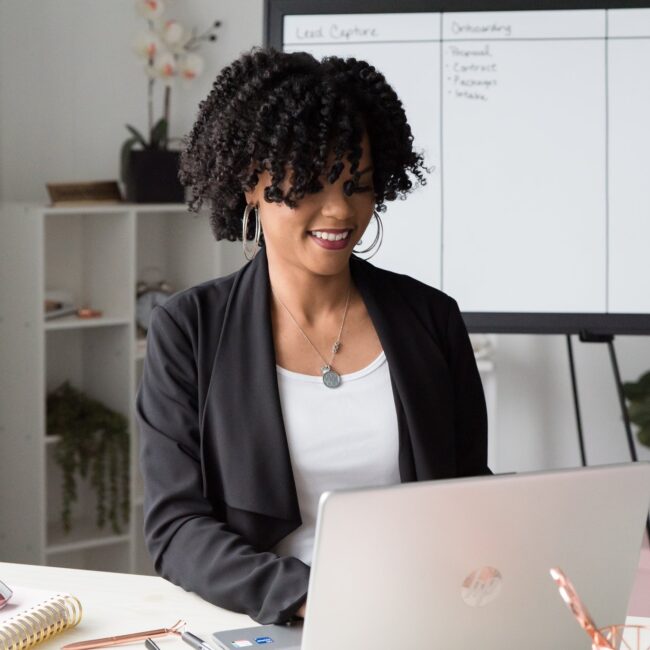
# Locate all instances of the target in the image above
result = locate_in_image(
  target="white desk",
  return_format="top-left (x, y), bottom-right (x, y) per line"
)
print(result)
top-left (1, 562), bottom-right (648, 650)
top-left (0, 562), bottom-right (254, 650)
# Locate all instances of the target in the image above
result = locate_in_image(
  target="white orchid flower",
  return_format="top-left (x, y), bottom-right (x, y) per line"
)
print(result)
top-left (162, 20), bottom-right (188, 47)
top-left (135, 0), bottom-right (165, 19)
top-left (179, 53), bottom-right (204, 80)
top-left (154, 52), bottom-right (177, 79)
top-left (133, 30), bottom-right (163, 59)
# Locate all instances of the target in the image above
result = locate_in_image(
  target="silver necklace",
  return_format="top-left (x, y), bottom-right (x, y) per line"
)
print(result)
top-left (272, 284), bottom-right (352, 388)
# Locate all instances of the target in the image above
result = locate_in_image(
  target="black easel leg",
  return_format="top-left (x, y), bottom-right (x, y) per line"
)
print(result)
top-left (607, 339), bottom-right (639, 462)
top-left (566, 334), bottom-right (587, 467)
top-left (606, 338), bottom-right (650, 539)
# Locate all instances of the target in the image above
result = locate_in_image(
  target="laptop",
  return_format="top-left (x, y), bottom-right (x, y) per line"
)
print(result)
top-left (213, 461), bottom-right (650, 650)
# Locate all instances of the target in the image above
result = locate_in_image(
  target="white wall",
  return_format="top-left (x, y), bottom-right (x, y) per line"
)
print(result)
top-left (1, 0), bottom-right (648, 474)
top-left (0, 0), bottom-right (255, 270)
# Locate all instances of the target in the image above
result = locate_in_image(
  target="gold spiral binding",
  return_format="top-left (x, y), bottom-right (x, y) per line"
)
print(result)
top-left (30, 605), bottom-right (53, 645)
top-left (20, 612), bottom-right (42, 649)
top-left (0, 625), bottom-right (12, 650)
top-left (0, 594), bottom-right (82, 650)
top-left (60, 595), bottom-right (82, 628)
top-left (40, 601), bottom-right (62, 642)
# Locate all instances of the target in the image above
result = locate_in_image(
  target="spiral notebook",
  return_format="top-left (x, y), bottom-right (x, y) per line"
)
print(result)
top-left (0, 586), bottom-right (82, 650)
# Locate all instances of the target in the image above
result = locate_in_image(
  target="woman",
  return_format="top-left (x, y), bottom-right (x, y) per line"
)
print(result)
top-left (136, 46), bottom-right (490, 626)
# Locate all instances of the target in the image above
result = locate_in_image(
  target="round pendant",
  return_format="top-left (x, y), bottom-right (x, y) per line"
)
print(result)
top-left (322, 369), bottom-right (342, 388)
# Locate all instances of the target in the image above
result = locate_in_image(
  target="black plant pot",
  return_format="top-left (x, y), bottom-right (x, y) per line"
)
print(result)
top-left (125, 149), bottom-right (185, 203)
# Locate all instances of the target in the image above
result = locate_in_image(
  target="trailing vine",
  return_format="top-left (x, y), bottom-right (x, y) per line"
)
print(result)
top-left (46, 381), bottom-right (130, 534)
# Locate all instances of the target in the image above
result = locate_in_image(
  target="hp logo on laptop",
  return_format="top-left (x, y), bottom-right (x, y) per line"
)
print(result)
top-left (461, 566), bottom-right (503, 607)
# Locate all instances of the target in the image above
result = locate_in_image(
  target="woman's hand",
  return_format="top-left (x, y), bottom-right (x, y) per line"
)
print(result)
top-left (296, 602), bottom-right (307, 618)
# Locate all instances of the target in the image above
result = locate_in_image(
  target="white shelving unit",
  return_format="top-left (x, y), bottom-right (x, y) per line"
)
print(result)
top-left (0, 202), bottom-right (220, 574)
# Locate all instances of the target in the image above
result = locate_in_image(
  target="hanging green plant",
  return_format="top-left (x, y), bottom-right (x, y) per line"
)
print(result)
top-left (46, 381), bottom-right (130, 534)
top-left (622, 370), bottom-right (650, 449)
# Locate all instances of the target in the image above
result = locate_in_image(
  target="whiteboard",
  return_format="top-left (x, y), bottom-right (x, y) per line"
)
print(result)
top-left (267, 2), bottom-right (650, 334)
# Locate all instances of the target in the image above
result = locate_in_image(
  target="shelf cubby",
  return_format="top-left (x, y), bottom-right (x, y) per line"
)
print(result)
top-left (135, 207), bottom-right (215, 294)
top-left (44, 210), bottom-right (133, 321)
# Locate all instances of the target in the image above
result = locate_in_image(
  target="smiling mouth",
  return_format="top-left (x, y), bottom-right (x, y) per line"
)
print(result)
top-left (307, 229), bottom-right (353, 242)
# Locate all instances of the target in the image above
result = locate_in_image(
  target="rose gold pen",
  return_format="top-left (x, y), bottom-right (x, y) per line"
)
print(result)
top-left (61, 620), bottom-right (186, 650)
top-left (549, 568), bottom-right (614, 650)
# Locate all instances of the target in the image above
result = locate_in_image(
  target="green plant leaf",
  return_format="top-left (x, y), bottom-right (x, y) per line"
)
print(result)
top-left (623, 370), bottom-right (650, 402)
top-left (628, 397), bottom-right (650, 427)
top-left (120, 136), bottom-right (139, 183)
top-left (47, 381), bottom-right (130, 535)
top-left (150, 118), bottom-right (168, 150)
top-left (125, 123), bottom-right (149, 149)
top-left (638, 425), bottom-right (650, 448)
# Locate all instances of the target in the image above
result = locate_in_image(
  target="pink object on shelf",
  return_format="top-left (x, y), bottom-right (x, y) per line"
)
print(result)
top-left (628, 532), bottom-right (650, 617)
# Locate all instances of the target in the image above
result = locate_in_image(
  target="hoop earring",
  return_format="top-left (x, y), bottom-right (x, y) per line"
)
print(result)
top-left (242, 203), bottom-right (262, 260)
top-left (353, 210), bottom-right (383, 260)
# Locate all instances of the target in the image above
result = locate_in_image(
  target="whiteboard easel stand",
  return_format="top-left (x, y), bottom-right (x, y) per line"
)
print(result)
top-left (566, 331), bottom-right (650, 540)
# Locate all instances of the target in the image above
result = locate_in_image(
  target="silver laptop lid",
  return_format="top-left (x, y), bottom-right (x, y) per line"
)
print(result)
top-left (302, 462), bottom-right (650, 650)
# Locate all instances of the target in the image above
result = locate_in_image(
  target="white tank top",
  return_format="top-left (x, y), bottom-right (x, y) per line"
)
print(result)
top-left (272, 350), bottom-right (401, 565)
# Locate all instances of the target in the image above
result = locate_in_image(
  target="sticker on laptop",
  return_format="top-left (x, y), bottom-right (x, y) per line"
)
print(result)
top-left (254, 637), bottom-right (274, 644)
top-left (231, 641), bottom-right (253, 648)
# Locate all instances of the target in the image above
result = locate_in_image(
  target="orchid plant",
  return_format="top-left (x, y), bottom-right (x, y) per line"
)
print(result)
top-left (121, 0), bottom-right (220, 181)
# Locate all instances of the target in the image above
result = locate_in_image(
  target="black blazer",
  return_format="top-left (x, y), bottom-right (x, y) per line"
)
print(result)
top-left (135, 246), bottom-right (490, 625)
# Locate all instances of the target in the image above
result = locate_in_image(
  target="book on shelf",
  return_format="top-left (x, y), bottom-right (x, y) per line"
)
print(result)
top-left (45, 181), bottom-right (123, 207)
top-left (0, 586), bottom-right (82, 650)
top-left (45, 290), bottom-right (77, 321)
top-left (45, 304), bottom-right (78, 320)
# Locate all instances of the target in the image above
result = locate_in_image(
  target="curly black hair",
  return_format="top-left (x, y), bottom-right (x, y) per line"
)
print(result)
top-left (179, 45), bottom-right (430, 242)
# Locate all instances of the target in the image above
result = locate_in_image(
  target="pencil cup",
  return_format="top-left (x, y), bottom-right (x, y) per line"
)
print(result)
top-left (594, 624), bottom-right (650, 650)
